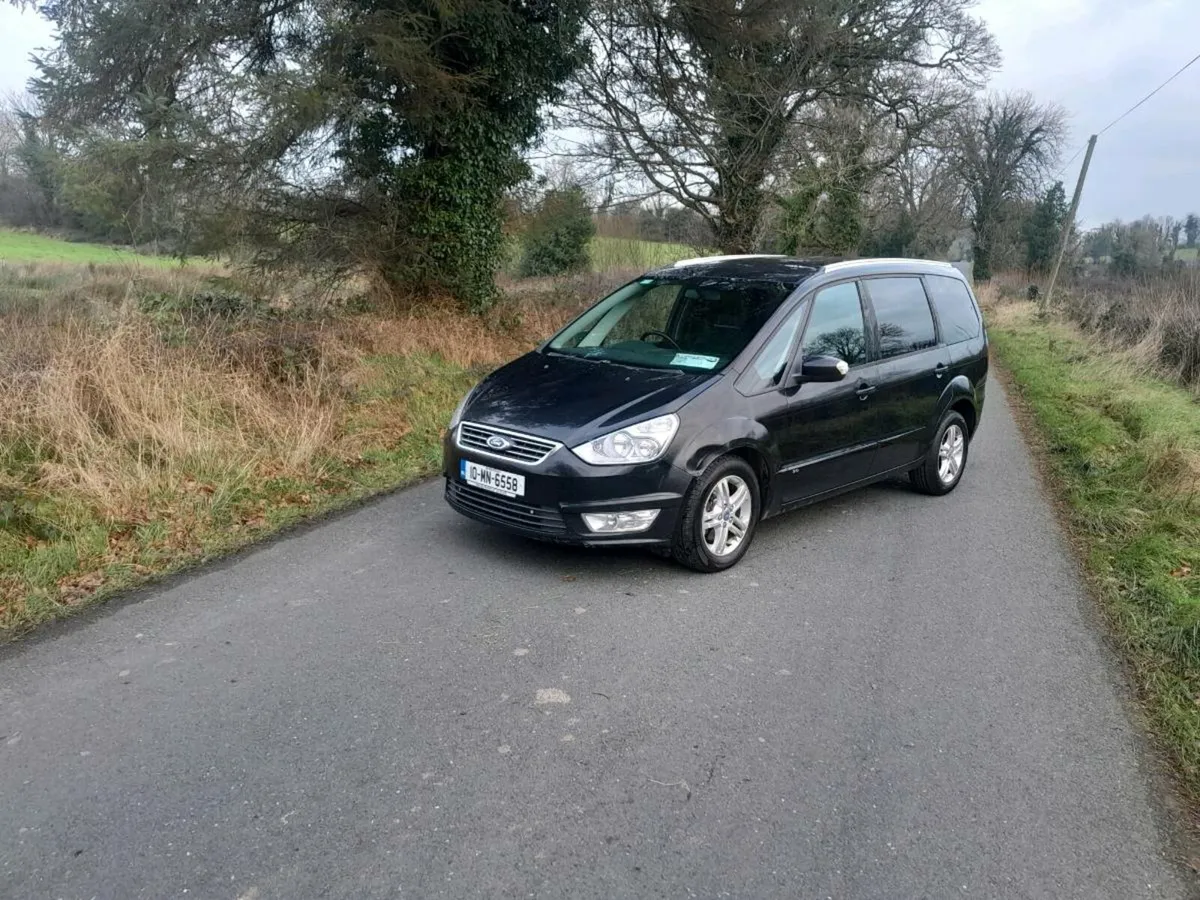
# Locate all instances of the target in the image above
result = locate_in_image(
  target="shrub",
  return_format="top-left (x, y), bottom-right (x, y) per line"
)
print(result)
top-left (519, 186), bottom-right (595, 277)
top-left (1060, 271), bottom-right (1200, 389)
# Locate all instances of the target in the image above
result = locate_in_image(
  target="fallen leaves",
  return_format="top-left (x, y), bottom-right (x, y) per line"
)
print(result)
top-left (233, 513), bottom-right (269, 531)
top-left (1171, 563), bottom-right (1194, 579)
top-left (57, 570), bottom-right (106, 606)
top-left (181, 478), bottom-right (215, 497)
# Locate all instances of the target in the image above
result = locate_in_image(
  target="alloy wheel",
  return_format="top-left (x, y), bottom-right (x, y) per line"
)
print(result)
top-left (938, 423), bottom-right (966, 485)
top-left (702, 474), bottom-right (753, 557)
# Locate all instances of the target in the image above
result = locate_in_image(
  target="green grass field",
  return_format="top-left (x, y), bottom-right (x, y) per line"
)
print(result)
top-left (1177, 247), bottom-right (1198, 262)
top-left (505, 234), bottom-right (706, 276)
top-left (2, 227), bottom-right (706, 277)
top-left (588, 236), bottom-right (704, 272)
top-left (0, 229), bottom-right (185, 267)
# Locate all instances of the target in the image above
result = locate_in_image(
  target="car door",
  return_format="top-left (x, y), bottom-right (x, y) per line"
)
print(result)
top-left (924, 272), bottom-right (987, 382)
top-left (859, 275), bottom-right (948, 475)
top-left (773, 280), bottom-right (881, 505)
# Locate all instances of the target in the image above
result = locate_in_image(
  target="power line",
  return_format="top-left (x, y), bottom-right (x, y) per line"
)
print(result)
top-left (1097, 51), bottom-right (1200, 136)
top-left (1054, 144), bottom-right (1086, 178)
top-left (1054, 50), bottom-right (1200, 178)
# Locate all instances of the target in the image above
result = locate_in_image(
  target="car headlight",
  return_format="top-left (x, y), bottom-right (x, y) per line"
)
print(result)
top-left (571, 414), bottom-right (680, 466)
top-left (449, 386), bottom-right (477, 429)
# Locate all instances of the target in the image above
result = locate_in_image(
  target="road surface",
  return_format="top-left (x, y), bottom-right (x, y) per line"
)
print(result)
top-left (1, 378), bottom-right (1193, 899)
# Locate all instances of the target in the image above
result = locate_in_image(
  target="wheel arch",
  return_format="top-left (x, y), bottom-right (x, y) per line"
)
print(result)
top-left (727, 445), bottom-right (774, 516)
top-left (680, 418), bottom-right (779, 516)
top-left (937, 375), bottom-right (979, 437)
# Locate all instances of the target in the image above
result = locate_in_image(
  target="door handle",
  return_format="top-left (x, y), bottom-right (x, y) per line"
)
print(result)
top-left (935, 362), bottom-right (948, 380)
top-left (855, 383), bottom-right (877, 400)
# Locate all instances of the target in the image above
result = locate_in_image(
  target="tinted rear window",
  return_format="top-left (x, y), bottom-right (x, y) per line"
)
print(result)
top-left (865, 277), bottom-right (937, 358)
top-left (925, 275), bottom-right (982, 343)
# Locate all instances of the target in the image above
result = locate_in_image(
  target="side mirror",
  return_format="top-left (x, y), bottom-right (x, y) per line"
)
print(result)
top-left (795, 355), bottom-right (850, 383)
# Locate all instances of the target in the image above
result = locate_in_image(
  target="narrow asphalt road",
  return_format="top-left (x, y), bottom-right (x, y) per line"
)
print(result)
top-left (1, 377), bottom-right (1193, 899)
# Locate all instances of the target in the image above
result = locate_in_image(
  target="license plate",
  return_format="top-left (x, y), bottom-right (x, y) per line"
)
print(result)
top-left (460, 460), bottom-right (525, 498)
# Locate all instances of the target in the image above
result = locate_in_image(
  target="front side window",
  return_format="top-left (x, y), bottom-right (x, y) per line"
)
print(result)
top-left (745, 302), bottom-right (807, 391)
top-left (547, 276), bottom-right (797, 371)
top-left (801, 282), bottom-right (869, 366)
top-left (925, 274), bottom-right (982, 344)
top-left (866, 277), bottom-right (938, 358)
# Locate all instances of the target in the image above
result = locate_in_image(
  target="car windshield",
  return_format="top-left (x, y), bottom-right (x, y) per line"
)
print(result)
top-left (546, 276), bottom-right (795, 371)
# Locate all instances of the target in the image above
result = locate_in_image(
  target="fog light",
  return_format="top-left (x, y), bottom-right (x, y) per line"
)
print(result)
top-left (581, 509), bottom-right (661, 534)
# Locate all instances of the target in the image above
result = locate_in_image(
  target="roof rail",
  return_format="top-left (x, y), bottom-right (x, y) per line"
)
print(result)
top-left (672, 253), bottom-right (787, 268)
top-left (822, 257), bottom-right (955, 273)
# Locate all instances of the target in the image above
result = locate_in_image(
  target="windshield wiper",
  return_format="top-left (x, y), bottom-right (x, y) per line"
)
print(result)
top-left (544, 347), bottom-right (694, 374)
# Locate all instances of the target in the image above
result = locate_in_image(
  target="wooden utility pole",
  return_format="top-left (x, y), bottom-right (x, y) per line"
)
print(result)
top-left (1042, 134), bottom-right (1098, 314)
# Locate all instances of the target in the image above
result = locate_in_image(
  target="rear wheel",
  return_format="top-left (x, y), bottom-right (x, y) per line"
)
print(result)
top-left (672, 455), bottom-right (760, 572)
top-left (911, 411), bottom-right (969, 496)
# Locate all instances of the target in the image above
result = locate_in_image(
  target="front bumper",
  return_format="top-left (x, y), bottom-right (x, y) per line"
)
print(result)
top-left (442, 431), bottom-right (691, 546)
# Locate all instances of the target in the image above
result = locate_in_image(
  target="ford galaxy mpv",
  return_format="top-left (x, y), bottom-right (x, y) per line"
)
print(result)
top-left (444, 255), bottom-right (987, 571)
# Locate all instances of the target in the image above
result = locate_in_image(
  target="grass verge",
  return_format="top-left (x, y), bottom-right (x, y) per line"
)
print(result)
top-left (986, 299), bottom-right (1200, 797)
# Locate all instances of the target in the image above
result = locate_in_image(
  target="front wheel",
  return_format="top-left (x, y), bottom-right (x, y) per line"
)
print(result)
top-left (910, 411), bottom-right (970, 496)
top-left (672, 455), bottom-right (760, 572)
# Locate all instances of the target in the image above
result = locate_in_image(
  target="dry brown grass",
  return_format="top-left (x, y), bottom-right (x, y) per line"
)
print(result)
top-left (359, 272), bottom-right (615, 369)
top-left (1058, 271), bottom-right (1200, 391)
top-left (360, 298), bottom-right (581, 369)
top-left (977, 269), bottom-right (1200, 396)
top-left (0, 262), bottom-right (603, 509)
top-left (1, 320), bottom-right (340, 517)
top-left (362, 307), bottom-right (532, 369)
top-left (0, 260), bottom-right (230, 325)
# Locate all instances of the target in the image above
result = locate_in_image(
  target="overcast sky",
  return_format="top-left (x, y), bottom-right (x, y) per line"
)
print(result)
top-left (0, 1), bottom-right (1195, 226)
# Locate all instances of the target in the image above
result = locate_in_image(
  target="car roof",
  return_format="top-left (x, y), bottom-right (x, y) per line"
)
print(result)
top-left (644, 254), bottom-right (962, 287)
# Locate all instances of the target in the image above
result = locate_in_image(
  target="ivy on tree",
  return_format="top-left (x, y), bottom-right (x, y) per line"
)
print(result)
top-left (519, 186), bottom-right (595, 277)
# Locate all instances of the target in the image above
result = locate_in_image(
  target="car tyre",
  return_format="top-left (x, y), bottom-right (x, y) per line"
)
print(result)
top-left (911, 410), bottom-right (970, 496)
top-left (671, 455), bottom-right (761, 573)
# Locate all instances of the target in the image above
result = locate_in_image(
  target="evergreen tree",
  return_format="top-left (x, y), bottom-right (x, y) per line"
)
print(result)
top-left (519, 186), bottom-right (595, 277)
top-left (1022, 181), bottom-right (1068, 273)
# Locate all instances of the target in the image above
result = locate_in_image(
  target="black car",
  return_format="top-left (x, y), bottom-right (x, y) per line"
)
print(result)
top-left (444, 255), bottom-right (987, 571)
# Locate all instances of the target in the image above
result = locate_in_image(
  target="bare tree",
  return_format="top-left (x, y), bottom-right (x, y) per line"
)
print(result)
top-left (563, 0), bottom-right (997, 253)
top-left (0, 94), bottom-right (22, 180)
top-left (953, 92), bottom-right (1066, 280)
top-left (1166, 216), bottom-right (1184, 261)
top-left (861, 111), bottom-right (969, 258)
top-left (772, 75), bottom-right (970, 255)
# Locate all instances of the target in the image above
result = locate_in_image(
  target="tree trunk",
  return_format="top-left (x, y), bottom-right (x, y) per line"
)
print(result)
top-left (712, 173), bottom-right (766, 254)
top-left (974, 236), bottom-right (993, 281)
top-left (714, 215), bottom-right (758, 254)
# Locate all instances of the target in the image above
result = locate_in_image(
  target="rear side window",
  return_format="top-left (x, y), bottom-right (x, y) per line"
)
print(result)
top-left (925, 275), bottom-right (982, 344)
top-left (865, 277), bottom-right (937, 358)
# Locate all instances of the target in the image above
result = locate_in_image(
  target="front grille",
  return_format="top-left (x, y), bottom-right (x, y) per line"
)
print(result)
top-left (446, 481), bottom-right (568, 535)
top-left (457, 422), bottom-right (560, 466)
